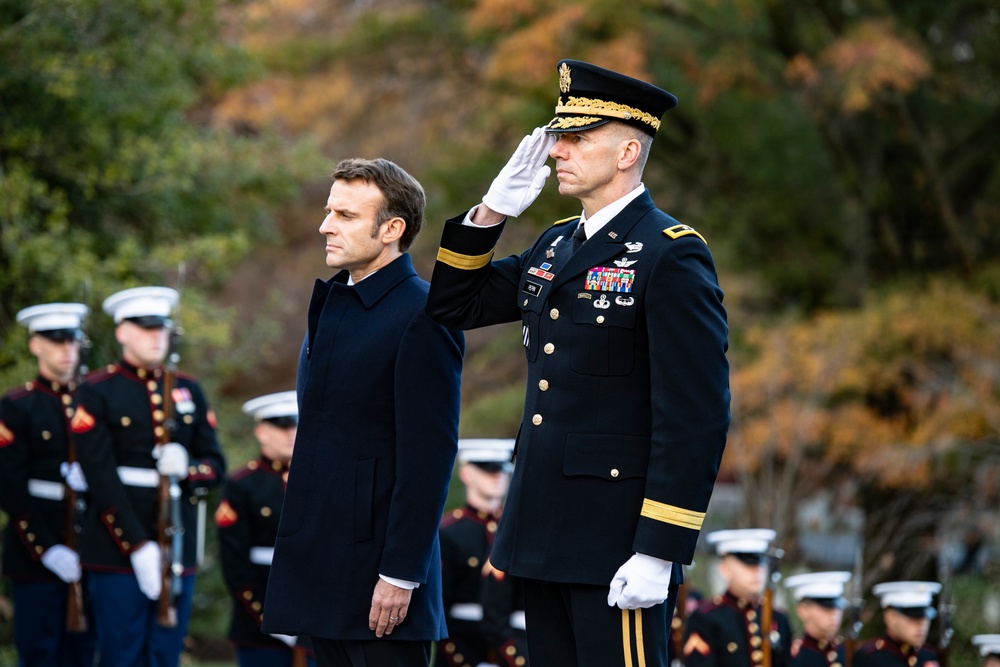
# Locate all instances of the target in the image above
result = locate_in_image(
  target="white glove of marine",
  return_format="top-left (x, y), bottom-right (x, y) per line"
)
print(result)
top-left (152, 442), bottom-right (189, 479)
top-left (607, 553), bottom-right (674, 610)
top-left (130, 541), bottom-right (162, 600)
top-left (271, 633), bottom-right (297, 647)
top-left (481, 127), bottom-right (556, 218)
top-left (40, 544), bottom-right (82, 583)
top-left (59, 461), bottom-right (88, 492)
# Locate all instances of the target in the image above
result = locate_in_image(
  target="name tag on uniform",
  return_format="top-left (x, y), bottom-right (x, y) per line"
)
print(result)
top-left (584, 267), bottom-right (635, 293)
top-left (522, 280), bottom-right (543, 297)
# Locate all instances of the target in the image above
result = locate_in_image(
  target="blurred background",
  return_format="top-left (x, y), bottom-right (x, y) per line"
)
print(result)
top-left (1, 0), bottom-right (998, 664)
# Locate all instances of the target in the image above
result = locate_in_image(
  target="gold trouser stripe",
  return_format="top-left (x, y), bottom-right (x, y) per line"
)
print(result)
top-left (436, 247), bottom-right (494, 271)
top-left (621, 609), bottom-right (647, 667)
top-left (622, 610), bottom-right (633, 667)
top-left (640, 498), bottom-right (706, 530)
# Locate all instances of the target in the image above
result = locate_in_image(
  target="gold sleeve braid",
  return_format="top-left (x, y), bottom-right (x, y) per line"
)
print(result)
top-left (436, 247), bottom-right (494, 271)
top-left (640, 499), bottom-right (706, 530)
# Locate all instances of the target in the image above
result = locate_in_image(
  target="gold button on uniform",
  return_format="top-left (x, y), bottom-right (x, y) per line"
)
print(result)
top-left (610, 468), bottom-right (620, 478)
top-left (543, 343), bottom-right (555, 354)
top-left (596, 315), bottom-right (605, 324)
top-left (538, 379), bottom-right (549, 391)
top-left (750, 636), bottom-right (762, 647)
top-left (121, 416), bottom-right (131, 427)
top-left (549, 308), bottom-right (560, 320)
top-left (468, 557), bottom-right (479, 568)
top-left (727, 642), bottom-right (738, 653)
top-left (260, 507), bottom-right (272, 517)
top-left (748, 622), bottom-right (759, 633)
top-left (827, 652), bottom-right (838, 661)
top-left (532, 414), bottom-right (543, 426)
top-left (65, 408), bottom-right (74, 418)
top-left (151, 394), bottom-right (162, 405)
top-left (62, 394), bottom-right (73, 405)
top-left (153, 410), bottom-right (165, 421)
top-left (752, 650), bottom-right (764, 661)
top-left (147, 380), bottom-right (158, 392)
top-left (42, 430), bottom-right (52, 440)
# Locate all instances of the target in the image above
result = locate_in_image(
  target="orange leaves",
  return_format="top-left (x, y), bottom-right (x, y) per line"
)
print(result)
top-left (787, 19), bottom-right (931, 113)
top-left (730, 280), bottom-right (1000, 489)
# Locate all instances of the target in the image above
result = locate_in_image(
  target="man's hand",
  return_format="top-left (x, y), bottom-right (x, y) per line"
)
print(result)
top-left (152, 442), bottom-right (189, 479)
top-left (130, 541), bottom-right (162, 600)
top-left (608, 553), bottom-right (674, 609)
top-left (368, 578), bottom-right (413, 637)
top-left (60, 461), bottom-right (88, 492)
top-left (480, 127), bottom-right (556, 219)
top-left (40, 544), bottom-right (82, 583)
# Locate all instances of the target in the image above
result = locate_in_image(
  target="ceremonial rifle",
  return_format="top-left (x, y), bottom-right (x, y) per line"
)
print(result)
top-left (761, 547), bottom-right (785, 667)
top-left (157, 264), bottom-right (186, 627)
top-left (937, 558), bottom-right (955, 667)
top-left (63, 318), bottom-right (92, 633)
top-left (845, 542), bottom-right (865, 667)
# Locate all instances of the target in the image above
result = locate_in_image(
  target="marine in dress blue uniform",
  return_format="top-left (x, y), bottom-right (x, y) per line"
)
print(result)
top-left (261, 158), bottom-right (464, 667)
top-left (853, 582), bottom-right (941, 667)
top-left (971, 635), bottom-right (1000, 667)
top-left (72, 286), bottom-right (226, 667)
top-left (0, 303), bottom-right (96, 666)
top-left (683, 530), bottom-right (792, 667)
top-left (784, 572), bottom-right (852, 667)
top-left (436, 439), bottom-right (518, 667)
top-left (427, 59), bottom-right (730, 667)
top-left (216, 391), bottom-right (315, 667)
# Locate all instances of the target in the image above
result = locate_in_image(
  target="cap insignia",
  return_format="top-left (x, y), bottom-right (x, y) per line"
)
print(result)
top-left (559, 63), bottom-right (572, 93)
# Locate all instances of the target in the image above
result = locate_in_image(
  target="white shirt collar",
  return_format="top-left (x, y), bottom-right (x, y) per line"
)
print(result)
top-left (346, 269), bottom-right (378, 286)
top-left (579, 183), bottom-right (646, 240)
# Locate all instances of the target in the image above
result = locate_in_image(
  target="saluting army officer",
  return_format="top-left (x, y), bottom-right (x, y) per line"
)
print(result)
top-left (683, 529), bottom-right (792, 667)
top-left (784, 571), bottom-right (852, 667)
top-left (426, 58), bottom-right (730, 667)
top-left (853, 582), bottom-right (941, 667)
top-left (0, 303), bottom-right (95, 666)
top-left (437, 438), bottom-right (516, 667)
top-left (972, 635), bottom-right (1000, 667)
top-left (216, 390), bottom-right (315, 667)
top-left (73, 286), bottom-right (226, 667)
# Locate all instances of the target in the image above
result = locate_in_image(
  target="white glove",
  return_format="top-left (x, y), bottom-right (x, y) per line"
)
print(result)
top-left (41, 544), bottom-right (82, 583)
top-left (152, 442), bottom-right (189, 479)
top-left (130, 541), bottom-right (162, 600)
top-left (481, 127), bottom-right (556, 217)
top-left (60, 461), bottom-right (88, 492)
top-left (271, 633), bottom-right (297, 647)
top-left (607, 553), bottom-right (674, 609)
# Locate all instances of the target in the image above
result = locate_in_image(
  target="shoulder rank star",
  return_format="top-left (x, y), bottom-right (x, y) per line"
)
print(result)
top-left (614, 257), bottom-right (637, 268)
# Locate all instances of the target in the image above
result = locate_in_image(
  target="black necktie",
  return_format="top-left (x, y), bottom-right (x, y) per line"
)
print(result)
top-left (571, 222), bottom-right (587, 252)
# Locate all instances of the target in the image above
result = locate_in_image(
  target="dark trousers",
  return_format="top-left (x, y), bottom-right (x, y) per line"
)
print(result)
top-left (87, 571), bottom-right (195, 667)
top-left (11, 580), bottom-right (96, 667)
top-left (312, 638), bottom-right (431, 667)
top-left (236, 646), bottom-right (317, 667)
top-left (522, 577), bottom-right (678, 667)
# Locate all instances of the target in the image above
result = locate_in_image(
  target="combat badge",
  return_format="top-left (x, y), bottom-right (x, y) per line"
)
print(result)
top-left (625, 241), bottom-right (643, 253)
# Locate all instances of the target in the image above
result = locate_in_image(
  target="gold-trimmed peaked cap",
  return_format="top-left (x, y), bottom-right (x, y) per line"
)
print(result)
top-left (545, 59), bottom-right (678, 137)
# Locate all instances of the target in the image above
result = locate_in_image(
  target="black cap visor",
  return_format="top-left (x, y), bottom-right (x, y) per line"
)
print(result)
top-left (729, 552), bottom-right (767, 566)
top-left (124, 315), bottom-right (172, 329)
top-left (891, 605), bottom-right (937, 619)
top-left (262, 415), bottom-right (298, 429)
top-left (34, 328), bottom-right (83, 343)
top-left (802, 597), bottom-right (847, 610)
top-left (468, 461), bottom-right (512, 474)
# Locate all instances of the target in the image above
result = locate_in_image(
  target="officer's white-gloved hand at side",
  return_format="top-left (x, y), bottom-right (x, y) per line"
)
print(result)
top-left (130, 541), bottom-right (162, 600)
top-left (41, 544), bottom-right (82, 583)
top-left (482, 127), bottom-right (556, 218)
top-left (152, 442), bottom-right (189, 479)
top-left (271, 633), bottom-right (297, 647)
top-left (60, 460), bottom-right (88, 492)
top-left (607, 553), bottom-right (673, 609)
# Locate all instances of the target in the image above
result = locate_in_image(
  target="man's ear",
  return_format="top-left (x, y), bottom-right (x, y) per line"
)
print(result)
top-left (618, 138), bottom-right (642, 170)
top-left (381, 217), bottom-right (406, 244)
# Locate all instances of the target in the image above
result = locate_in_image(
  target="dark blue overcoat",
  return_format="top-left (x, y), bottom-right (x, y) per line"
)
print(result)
top-left (263, 254), bottom-right (464, 641)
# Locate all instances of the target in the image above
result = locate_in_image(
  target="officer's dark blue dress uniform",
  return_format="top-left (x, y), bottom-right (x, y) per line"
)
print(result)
top-left (426, 59), bottom-right (730, 667)
top-left (73, 358), bottom-right (225, 666)
top-left (0, 376), bottom-right (96, 666)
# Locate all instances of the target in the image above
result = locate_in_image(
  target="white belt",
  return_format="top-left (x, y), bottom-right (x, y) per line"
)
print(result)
top-left (28, 479), bottom-right (65, 501)
top-left (249, 546), bottom-right (274, 565)
top-left (117, 466), bottom-right (160, 488)
top-left (510, 610), bottom-right (526, 630)
top-left (449, 603), bottom-right (483, 622)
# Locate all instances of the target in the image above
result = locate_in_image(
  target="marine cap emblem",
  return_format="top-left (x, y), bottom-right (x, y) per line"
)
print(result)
top-left (559, 63), bottom-right (572, 93)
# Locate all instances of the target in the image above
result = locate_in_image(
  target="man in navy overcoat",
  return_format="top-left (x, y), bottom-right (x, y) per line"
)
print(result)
top-left (263, 158), bottom-right (464, 667)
